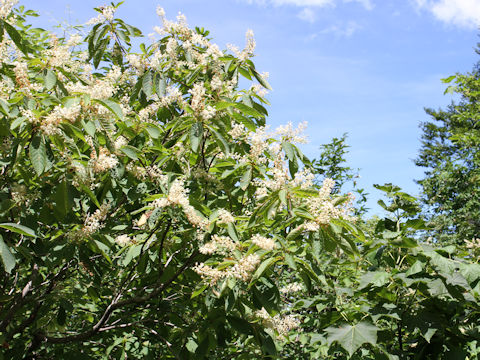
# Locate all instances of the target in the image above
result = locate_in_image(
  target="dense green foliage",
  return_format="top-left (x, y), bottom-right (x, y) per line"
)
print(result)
top-left (416, 60), bottom-right (480, 245)
top-left (0, 2), bottom-right (479, 359)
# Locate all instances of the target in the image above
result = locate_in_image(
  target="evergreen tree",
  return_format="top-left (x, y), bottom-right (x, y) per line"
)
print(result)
top-left (416, 58), bottom-right (480, 244)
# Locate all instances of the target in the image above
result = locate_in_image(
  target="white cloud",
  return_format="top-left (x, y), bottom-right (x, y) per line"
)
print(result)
top-left (319, 21), bottom-right (362, 37)
top-left (414, 0), bottom-right (480, 28)
top-left (297, 8), bottom-right (317, 22)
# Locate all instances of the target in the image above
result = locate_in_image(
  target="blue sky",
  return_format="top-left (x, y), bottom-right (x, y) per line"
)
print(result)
top-left (19, 0), bottom-right (480, 214)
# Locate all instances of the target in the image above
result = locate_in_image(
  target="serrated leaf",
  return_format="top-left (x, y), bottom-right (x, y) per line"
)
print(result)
top-left (325, 322), bottom-right (378, 356)
top-left (4, 21), bottom-right (29, 54)
top-left (189, 122), bottom-right (203, 153)
top-left (250, 256), bottom-right (279, 284)
top-left (120, 145), bottom-right (141, 160)
top-left (240, 166), bottom-right (252, 190)
top-left (93, 99), bottom-right (124, 121)
top-left (145, 124), bottom-right (161, 139)
top-left (155, 73), bottom-right (167, 97)
top-left (44, 69), bottom-right (57, 90)
top-left (286, 225), bottom-right (304, 241)
top-left (251, 68), bottom-right (272, 90)
top-left (29, 134), bottom-right (47, 175)
top-left (54, 181), bottom-right (71, 221)
top-left (142, 70), bottom-right (153, 97)
top-left (0, 235), bottom-right (15, 273)
top-left (282, 142), bottom-right (295, 162)
top-left (0, 223), bottom-right (36, 237)
top-left (234, 102), bottom-right (262, 118)
top-left (227, 316), bottom-right (254, 335)
top-left (209, 126), bottom-right (230, 155)
top-left (79, 184), bottom-right (101, 208)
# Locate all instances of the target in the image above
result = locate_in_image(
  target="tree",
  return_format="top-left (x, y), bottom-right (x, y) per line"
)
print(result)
top-left (415, 59), bottom-right (480, 245)
top-left (1, 2), bottom-right (480, 359)
top-left (312, 133), bottom-right (368, 215)
top-left (0, 3), bottom-right (359, 358)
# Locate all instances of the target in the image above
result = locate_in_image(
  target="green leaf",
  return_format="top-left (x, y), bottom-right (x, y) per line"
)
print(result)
top-left (29, 134), bottom-right (47, 176)
top-left (214, 101), bottom-right (234, 111)
top-left (0, 98), bottom-right (9, 116)
top-left (286, 225), bottom-right (304, 241)
top-left (406, 260), bottom-right (424, 277)
top-left (120, 145), bottom-right (141, 160)
top-left (284, 253), bottom-right (297, 270)
top-left (93, 99), bottom-right (124, 121)
top-left (142, 70), bottom-right (153, 97)
top-left (250, 256), bottom-right (279, 284)
top-left (359, 271), bottom-right (390, 289)
top-left (0, 223), bottom-right (36, 237)
top-left (4, 21), bottom-right (29, 54)
top-left (189, 121), bottom-right (203, 153)
top-left (54, 181), bottom-right (72, 221)
top-left (145, 124), bottom-right (161, 139)
top-left (239, 166), bottom-right (252, 190)
top-left (227, 316), bottom-right (253, 335)
top-left (209, 126), bottom-right (230, 155)
top-left (251, 68), bottom-right (272, 90)
top-left (191, 284), bottom-right (208, 299)
top-left (0, 235), bottom-right (15, 273)
top-left (155, 73), bottom-right (167, 97)
top-left (234, 103), bottom-right (262, 118)
top-left (325, 322), bottom-right (378, 356)
top-left (279, 189), bottom-right (287, 206)
top-left (282, 142), bottom-right (295, 162)
top-left (44, 69), bottom-right (57, 90)
top-left (79, 184), bottom-right (101, 208)
top-left (441, 75), bottom-right (456, 83)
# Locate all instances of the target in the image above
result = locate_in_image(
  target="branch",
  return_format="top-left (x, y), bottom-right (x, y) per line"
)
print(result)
top-left (0, 264), bottom-right (39, 333)
top-left (44, 250), bottom-right (199, 344)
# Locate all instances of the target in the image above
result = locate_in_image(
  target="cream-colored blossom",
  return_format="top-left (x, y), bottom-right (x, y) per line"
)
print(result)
top-left (217, 209), bottom-right (235, 224)
top-left (231, 254), bottom-right (260, 281)
top-left (91, 148), bottom-right (118, 173)
top-left (252, 234), bottom-right (276, 251)
top-left (254, 308), bottom-right (301, 336)
top-left (115, 234), bottom-right (133, 246)
top-left (0, 0), bottom-right (17, 19)
top-left (81, 204), bottom-right (110, 237)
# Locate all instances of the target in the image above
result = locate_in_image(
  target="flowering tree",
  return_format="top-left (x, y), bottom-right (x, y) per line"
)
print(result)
top-left (3, 2), bottom-right (479, 359)
top-left (0, 2), bottom-right (358, 358)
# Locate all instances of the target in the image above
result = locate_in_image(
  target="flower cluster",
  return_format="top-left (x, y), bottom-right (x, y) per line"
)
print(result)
top-left (465, 238), bottom-right (480, 250)
top-left (303, 178), bottom-right (355, 232)
top-left (115, 234), bottom-right (134, 247)
top-left (193, 254), bottom-right (261, 286)
top-left (152, 179), bottom-right (208, 229)
top-left (254, 308), bottom-right (301, 337)
top-left (251, 234), bottom-right (276, 251)
top-left (199, 235), bottom-right (237, 255)
top-left (90, 147), bottom-right (119, 173)
top-left (0, 0), bottom-right (17, 19)
top-left (41, 104), bottom-right (81, 135)
top-left (86, 5), bottom-right (115, 25)
top-left (217, 209), bottom-right (235, 224)
top-left (76, 204), bottom-right (110, 239)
